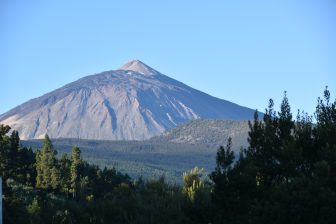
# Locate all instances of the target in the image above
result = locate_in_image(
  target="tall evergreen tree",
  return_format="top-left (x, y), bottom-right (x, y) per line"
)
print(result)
top-left (8, 130), bottom-right (20, 179)
top-left (70, 146), bottom-right (82, 199)
top-left (50, 166), bottom-right (61, 190)
top-left (277, 92), bottom-right (298, 183)
top-left (35, 134), bottom-right (59, 190)
top-left (0, 126), bottom-right (34, 184)
top-left (314, 87), bottom-right (336, 190)
top-left (0, 124), bottom-right (11, 179)
top-left (210, 138), bottom-right (235, 207)
top-left (20, 147), bottom-right (36, 186)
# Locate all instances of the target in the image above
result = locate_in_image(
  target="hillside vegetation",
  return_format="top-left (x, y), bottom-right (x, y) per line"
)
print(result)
top-left (22, 139), bottom-right (217, 183)
top-left (153, 119), bottom-right (249, 148)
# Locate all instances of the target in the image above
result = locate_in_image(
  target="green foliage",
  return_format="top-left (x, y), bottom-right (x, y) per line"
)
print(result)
top-left (0, 124), bottom-right (11, 178)
top-left (27, 197), bottom-right (43, 224)
top-left (70, 146), bottom-right (81, 199)
top-left (0, 124), bottom-right (36, 187)
top-left (59, 153), bottom-right (71, 196)
top-left (1, 130), bottom-right (133, 223)
top-left (22, 138), bottom-right (218, 184)
top-left (182, 167), bottom-right (210, 202)
top-left (183, 167), bottom-right (212, 223)
top-left (36, 135), bottom-right (59, 190)
top-left (210, 88), bottom-right (336, 223)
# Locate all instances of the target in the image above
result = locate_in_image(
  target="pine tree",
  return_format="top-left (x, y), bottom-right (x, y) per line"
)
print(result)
top-left (18, 146), bottom-right (36, 186)
top-left (51, 166), bottom-right (61, 190)
top-left (0, 124), bottom-right (10, 179)
top-left (210, 138), bottom-right (235, 206)
top-left (8, 130), bottom-right (20, 179)
top-left (314, 87), bottom-right (336, 190)
top-left (276, 92), bottom-right (299, 183)
top-left (35, 134), bottom-right (58, 190)
top-left (0, 126), bottom-right (32, 183)
top-left (70, 146), bottom-right (82, 199)
top-left (59, 154), bottom-right (71, 196)
top-left (35, 149), bottom-right (43, 188)
top-left (278, 92), bottom-right (294, 141)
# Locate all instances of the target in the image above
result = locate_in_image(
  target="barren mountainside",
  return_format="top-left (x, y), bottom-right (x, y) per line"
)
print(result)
top-left (0, 60), bottom-right (259, 140)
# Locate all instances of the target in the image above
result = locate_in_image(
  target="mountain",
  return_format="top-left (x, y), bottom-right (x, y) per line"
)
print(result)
top-left (152, 119), bottom-right (250, 149)
top-left (0, 60), bottom-right (259, 140)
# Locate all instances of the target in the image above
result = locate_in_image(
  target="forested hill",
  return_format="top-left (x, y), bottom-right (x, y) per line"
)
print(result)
top-left (22, 138), bottom-right (217, 183)
top-left (152, 119), bottom-right (250, 148)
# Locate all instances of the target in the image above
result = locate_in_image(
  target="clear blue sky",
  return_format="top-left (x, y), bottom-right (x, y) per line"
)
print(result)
top-left (1, 0), bottom-right (335, 116)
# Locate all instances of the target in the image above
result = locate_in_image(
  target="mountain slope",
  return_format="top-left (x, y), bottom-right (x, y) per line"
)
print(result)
top-left (152, 119), bottom-right (250, 149)
top-left (0, 60), bottom-right (259, 140)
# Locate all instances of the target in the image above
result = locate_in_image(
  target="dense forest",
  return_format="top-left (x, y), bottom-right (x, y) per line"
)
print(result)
top-left (21, 138), bottom-right (216, 184)
top-left (1, 88), bottom-right (336, 224)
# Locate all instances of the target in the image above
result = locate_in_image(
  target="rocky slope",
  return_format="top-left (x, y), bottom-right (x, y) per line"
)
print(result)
top-left (0, 60), bottom-right (259, 140)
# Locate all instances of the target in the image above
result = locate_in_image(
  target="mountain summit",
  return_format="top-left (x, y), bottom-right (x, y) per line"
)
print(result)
top-left (119, 59), bottom-right (157, 76)
top-left (0, 60), bottom-right (259, 140)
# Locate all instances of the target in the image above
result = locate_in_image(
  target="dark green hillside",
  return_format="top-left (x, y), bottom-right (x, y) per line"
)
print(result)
top-left (22, 139), bottom-right (217, 183)
top-left (152, 119), bottom-right (250, 148)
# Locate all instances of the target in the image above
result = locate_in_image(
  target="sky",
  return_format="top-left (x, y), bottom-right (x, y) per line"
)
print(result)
top-left (1, 0), bottom-right (335, 116)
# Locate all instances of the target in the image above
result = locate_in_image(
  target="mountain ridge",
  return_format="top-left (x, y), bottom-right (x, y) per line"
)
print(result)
top-left (0, 60), bottom-right (260, 140)
top-left (152, 119), bottom-right (250, 149)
